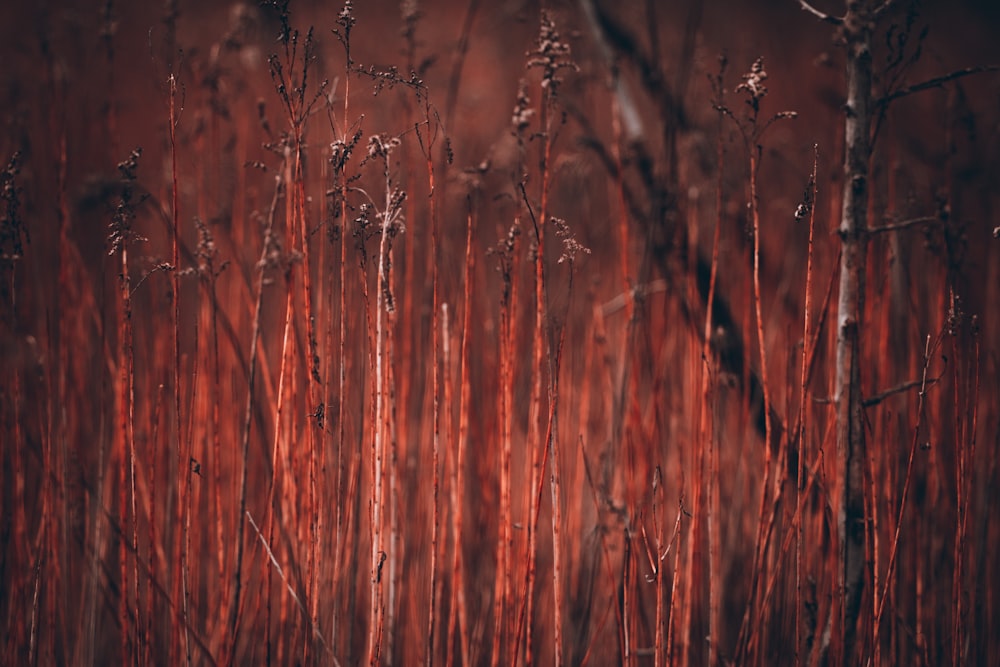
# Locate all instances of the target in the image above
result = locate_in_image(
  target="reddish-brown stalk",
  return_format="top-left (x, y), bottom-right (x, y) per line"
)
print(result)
top-left (544, 248), bottom-right (572, 667)
top-left (265, 215), bottom-right (296, 663)
top-left (386, 213), bottom-right (401, 666)
top-left (418, 96), bottom-right (442, 667)
top-left (334, 174), bottom-right (349, 658)
top-left (795, 145), bottom-right (819, 665)
top-left (455, 208), bottom-right (480, 665)
top-left (290, 79), bottom-right (324, 663)
top-left (624, 527), bottom-right (634, 665)
top-left (147, 379), bottom-right (165, 667)
top-left (455, 208), bottom-right (475, 667)
top-left (665, 497), bottom-right (685, 666)
top-left (524, 48), bottom-right (552, 667)
top-left (424, 282), bottom-right (440, 667)
top-left (491, 204), bottom-right (513, 667)
top-left (203, 232), bottom-right (224, 622)
top-left (333, 29), bottom-right (353, 660)
top-left (182, 284), bottom-right (202, 666)
top-left (725, 58), bottom-right (796, 662)
top-left (748, 135), bottom-right (774, 617)
top-left (531, 14), bottom-right (573, 664)
top-left (652, 469), bottom-right (665, 667)
top-left (111, 149), bottom-right (140, 667)
top-left (507, 221), bottom-right (528, 666)
top-left (443, 303), bottom-right (463, 667)
top-left (507, 90), bottom-right (536, 667)
top-left (369, 134), bottom-right (403, 667)
top-left (317, 134), bottom-right (336, 661)
top-left (521, 184), bottom-right (543, 667)
top-left (355, 183), bottom-right (379, 666)
top-left (164, 72), bottom-right (193, 666)
top-left (297, 144), bottom-right (322, 660)
top-left (317, 142), bottom-right (335, 651)
top-left (566, 321), bottom-right (593, 665)
top-left (868, 324), bottom-right (882, 659)
top-left (512, 270), bottom-right (545, 665)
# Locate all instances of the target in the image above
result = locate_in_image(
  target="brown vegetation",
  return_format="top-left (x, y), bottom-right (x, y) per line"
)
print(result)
top-left (2, 0), bottom-right (999, 664)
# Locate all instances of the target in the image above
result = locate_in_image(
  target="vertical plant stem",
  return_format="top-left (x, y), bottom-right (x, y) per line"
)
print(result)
top-left (118, 230), bottom-right (131, 667)
top-left (166, 74), bottom-right (191, 667)
top-left (874, 334), bottom-right (940, 645)
top-left (422, 101), bottom-right (441, 667)
top-left (490, 209), bottom-right (511, 667)
top-left (749, 139), bottom-right (774, 604)
top-left (265, 239), bottom-right (295, 663)
top-left (294, 143), bottom-right (323, 658)
top-left (521, 179), bottom-right (544, 667)
top-left (386, 263), bottom-right (400, 667)
top-left (334, 63), bottom-right (352, 659)
top-left (796, 145), bottom-right (819, 666)
top-left (443, 303), bottom-right (461, 667)
top-left (653, 469), bottom-right (665, 667)
top-left (835, 5), bottom-right (875, 659)
top-left (368, 140), bottom-right (400, 666)
top-left (545, 225), bottom-right (568, 663)
top-left (455, 212), bottom-right (474, 667)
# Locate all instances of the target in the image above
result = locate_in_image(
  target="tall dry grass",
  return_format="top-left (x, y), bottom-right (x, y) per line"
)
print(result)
top-left (1, 0), bottom-right (998, 665)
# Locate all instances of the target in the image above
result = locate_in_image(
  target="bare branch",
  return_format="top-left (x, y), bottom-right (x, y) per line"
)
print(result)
top-left (872, 0), bottom-right (896, 18)
top-left (878, 65), bottom-right (1000, 107)
top-left (798, 0), bottom-right (843, 25)
top-left (601, 279), bottom-right (669, 316)
top-left (863, 376), bottom-right (940, 407)
top-left (583, 0), bottom-right (685, 126)
top-left (246, 511), bottom-right (336, 659)
top-left (868, 215), bottom-right (938, 233)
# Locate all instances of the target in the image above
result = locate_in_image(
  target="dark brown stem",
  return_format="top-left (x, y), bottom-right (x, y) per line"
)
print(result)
top-left (835, 2), bottom-right (875, 660)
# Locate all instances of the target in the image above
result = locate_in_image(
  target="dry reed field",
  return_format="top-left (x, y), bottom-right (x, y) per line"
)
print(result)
top-left (2, 0), bottom-right (999, 664)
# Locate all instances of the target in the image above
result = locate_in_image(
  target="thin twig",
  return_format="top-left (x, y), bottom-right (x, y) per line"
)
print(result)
top-left (797, 1), bottom-right (843, 26)
top-left (873, 333), bottom-right (942, 643)
top-left (873, 0), bottom-right (896, 18)
top-left (878, 65), bottom-right (1000, 107)
top-left (869, 215), bottom-right (939, 233)
top-left (245, 511), bottom-right (338, 664)
top-left (862, 376), bottom-right (940, 407)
